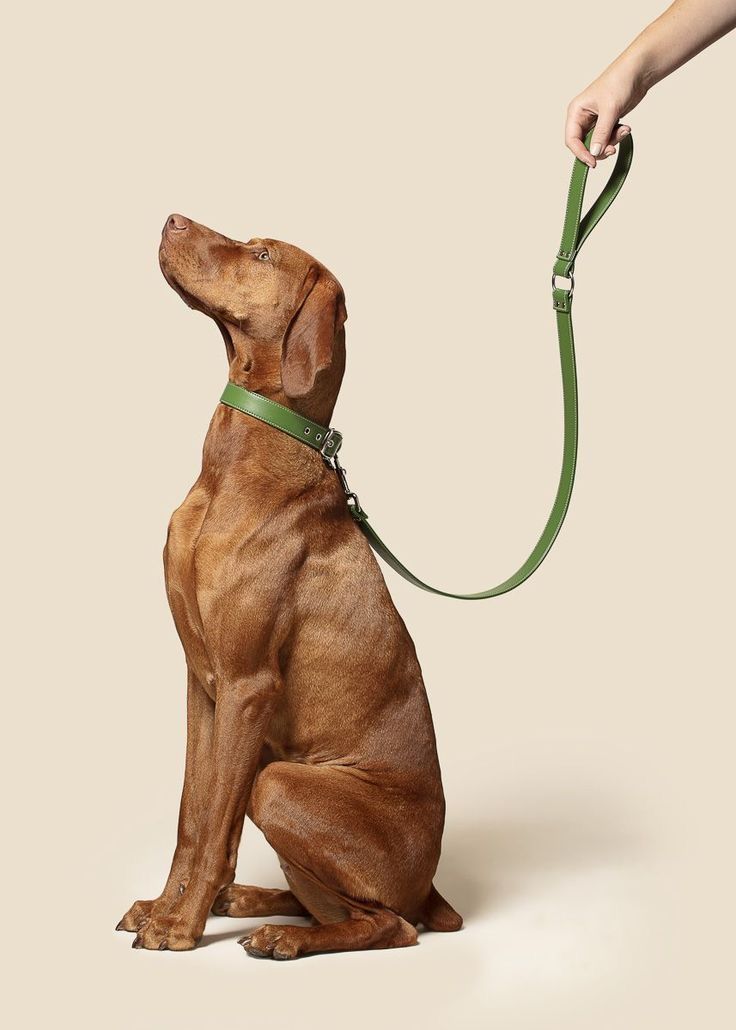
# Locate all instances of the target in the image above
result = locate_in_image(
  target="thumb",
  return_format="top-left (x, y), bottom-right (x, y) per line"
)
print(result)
top-left (589, 108), bottom-right (619, 157)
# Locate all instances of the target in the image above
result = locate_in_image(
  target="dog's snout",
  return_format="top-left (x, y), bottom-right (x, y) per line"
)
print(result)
top-left (167, 213), bottom-right (190, 232)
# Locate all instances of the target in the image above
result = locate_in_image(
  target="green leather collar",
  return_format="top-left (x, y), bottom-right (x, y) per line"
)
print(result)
top-left (220, 382), bottom-right (343, 460)
top-left (219, 128), bottom-right (634, 599)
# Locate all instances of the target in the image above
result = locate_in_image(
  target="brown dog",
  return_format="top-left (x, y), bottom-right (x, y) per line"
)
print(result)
top-left (116, 215), bottom-right (462, 958)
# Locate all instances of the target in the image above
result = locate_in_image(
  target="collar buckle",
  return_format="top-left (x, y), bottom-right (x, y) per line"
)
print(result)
top-left (320, 428), bottom-right (343, 462)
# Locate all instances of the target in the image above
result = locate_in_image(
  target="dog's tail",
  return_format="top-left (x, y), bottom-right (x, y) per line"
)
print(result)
top-left (419, 884), bottom-right (463, 932)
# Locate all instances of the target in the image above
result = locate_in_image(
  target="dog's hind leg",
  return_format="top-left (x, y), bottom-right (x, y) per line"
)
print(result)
top-left (212, 885), bottom-right (309, 918)
top-left (419, 884), bottom-right (463, 932)
top-left (239, 760), bottom-right (445, 959)
top-left (239, 900), bottom-right (417, 960)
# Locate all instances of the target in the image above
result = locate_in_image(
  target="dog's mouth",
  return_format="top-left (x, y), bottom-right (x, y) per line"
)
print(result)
top-left (159, 218), bottom-right (216, 314)
top-left (158, 254), bottom-right (201, 313)
top-left (159, 248), bottom-right (236, 361)
top-left (158, 232), bottom-right (205, 313)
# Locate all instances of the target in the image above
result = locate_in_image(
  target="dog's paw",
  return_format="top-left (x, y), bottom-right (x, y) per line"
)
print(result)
top-left (131, 914), bottom-right (199, 952)
top-left (211, 887), bottom-right (235, 916)
top-left (116, 899), bottom-right (156, 933)
top-left (238, 923), bottom-right (302, 960)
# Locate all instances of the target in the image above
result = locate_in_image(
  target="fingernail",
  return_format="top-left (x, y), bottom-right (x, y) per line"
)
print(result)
top-left (590, 142), bottom-right (602, 157)
top-left (620, 126), bottom-right (631, 136)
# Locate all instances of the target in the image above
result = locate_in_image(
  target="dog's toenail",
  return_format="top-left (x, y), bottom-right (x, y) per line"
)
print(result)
top-left (132, 936), bottom-right (142, 949)
top-left (158, 940), bottom-right (169, 951)
top-left (238, 935), bottom-right (251, 946)
top-left (115, 920), bottom-right (125, 931)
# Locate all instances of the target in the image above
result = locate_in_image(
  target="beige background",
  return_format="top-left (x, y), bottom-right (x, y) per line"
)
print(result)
top-left (3, 1), bottom-right (734, 1027)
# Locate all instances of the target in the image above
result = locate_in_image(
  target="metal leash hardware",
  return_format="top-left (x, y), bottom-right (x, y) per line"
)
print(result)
top-left (323, 450), bottom-right (368, 523)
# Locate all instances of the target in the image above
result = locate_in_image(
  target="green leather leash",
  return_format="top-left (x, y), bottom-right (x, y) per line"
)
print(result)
top-left (221, 130), bottom-right (634, 599)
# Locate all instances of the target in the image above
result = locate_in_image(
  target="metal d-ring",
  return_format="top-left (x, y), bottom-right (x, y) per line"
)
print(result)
top-left (552, 269), bottom-right (575, 299)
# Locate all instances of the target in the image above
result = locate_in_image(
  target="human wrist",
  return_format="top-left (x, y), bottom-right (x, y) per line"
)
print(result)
top-left (611, 45), bottom-right (657, 98)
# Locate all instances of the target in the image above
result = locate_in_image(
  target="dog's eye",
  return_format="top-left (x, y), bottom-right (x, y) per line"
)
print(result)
top-left (258, 250), bottom-right (270, 261)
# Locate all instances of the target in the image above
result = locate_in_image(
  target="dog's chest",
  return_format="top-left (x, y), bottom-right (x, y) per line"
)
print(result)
top-left (163, 481), bottom-right (287, 691)
top-left (164, 484), bottom-right (209, 579)
top-left (163, 485), bottom-right (216, 681)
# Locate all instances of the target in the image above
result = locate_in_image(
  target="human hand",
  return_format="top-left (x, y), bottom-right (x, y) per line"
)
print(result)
top-left (565, 61), bottom-right (646, 168)
top-left (566, 0), bottom-right (736, 167)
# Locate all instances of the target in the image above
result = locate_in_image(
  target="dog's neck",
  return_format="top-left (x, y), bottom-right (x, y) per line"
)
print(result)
top-left (200, 401), bottom-right (328, 498)
top-left (220, 322), bottom-right (342, 427)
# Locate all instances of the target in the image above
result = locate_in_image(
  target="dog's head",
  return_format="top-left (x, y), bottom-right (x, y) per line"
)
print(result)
top-left (159, 215), bottom-right (347, 421)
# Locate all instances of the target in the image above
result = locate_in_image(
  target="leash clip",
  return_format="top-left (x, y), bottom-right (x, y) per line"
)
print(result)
top-left (330, 453), bottom-right (367, 522)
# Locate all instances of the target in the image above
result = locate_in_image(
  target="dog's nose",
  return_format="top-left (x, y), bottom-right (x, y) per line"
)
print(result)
top-left (167, 214), bottom-right (190, 232)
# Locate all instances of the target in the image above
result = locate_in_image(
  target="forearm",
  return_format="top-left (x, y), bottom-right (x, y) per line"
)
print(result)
top-left (566, 0), bottom-right (736, 163)
top-left (610, 0), bottom-right (736, 91)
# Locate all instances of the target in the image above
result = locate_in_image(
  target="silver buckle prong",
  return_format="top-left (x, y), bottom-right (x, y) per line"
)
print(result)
top-left (320, 428), bottom-right (343, 462)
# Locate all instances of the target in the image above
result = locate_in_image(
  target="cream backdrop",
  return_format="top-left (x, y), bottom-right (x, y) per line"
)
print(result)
top-left (3, 2), bottom-right (734, 1028)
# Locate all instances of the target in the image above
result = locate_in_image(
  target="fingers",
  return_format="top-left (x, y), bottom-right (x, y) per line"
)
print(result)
top-left (594, 124), bottom-right (632, 162)
top-left (588, 105), bottom-right (619, 159)
top-left (567, 133), bottom-right (596, 167)
top-left (566, 96), bottom-right (631, 168)
top-left (565, 101), bottom-right (597, 168)
top-left (591, 117), bottom-right (630, 158)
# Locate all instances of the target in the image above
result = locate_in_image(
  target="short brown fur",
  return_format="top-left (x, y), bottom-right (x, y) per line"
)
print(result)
top-left (117, 215), bottom-right (462, 958)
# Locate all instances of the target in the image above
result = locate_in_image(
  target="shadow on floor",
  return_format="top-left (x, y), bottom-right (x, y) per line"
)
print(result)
top-left (200, 794), bottom-right (645, 944)
top-left (434, 800), bottom-right (645, 920)
top-left (200, 913), bottom-right (312, 948)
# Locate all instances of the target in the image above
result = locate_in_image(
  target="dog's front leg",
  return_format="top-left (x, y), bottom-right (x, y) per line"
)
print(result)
top-left (131, 669), bottom-right (280, 951)
top-left (117, 668), bottom-right (214, 934)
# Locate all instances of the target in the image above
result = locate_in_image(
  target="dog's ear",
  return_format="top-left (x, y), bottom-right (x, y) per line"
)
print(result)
top-left (281, 266), bottom-right (347, 399)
